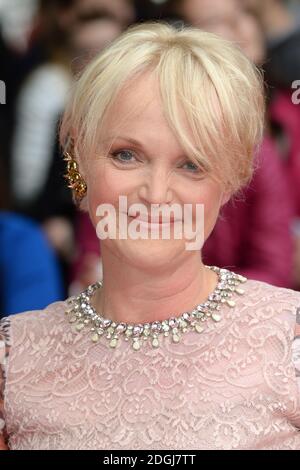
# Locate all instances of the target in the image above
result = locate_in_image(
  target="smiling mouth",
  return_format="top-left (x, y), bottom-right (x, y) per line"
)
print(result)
top-left (127, 214), bottom-right (181, 224)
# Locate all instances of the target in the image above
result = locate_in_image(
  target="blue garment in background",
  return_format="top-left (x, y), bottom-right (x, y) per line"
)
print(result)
top-left (0, 212), bottom-right (64, 316)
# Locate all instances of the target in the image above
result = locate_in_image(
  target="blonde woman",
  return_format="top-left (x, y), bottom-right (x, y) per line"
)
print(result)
top-left (1, 23), bottom-right (300, 450)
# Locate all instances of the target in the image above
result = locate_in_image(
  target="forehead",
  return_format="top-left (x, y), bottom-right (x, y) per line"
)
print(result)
top-left (100, 68), bottom-right (223, 144)
top-left (99, 71), bottom-right (196, 156)
top-left (102, 72), bottom-right (171, 133)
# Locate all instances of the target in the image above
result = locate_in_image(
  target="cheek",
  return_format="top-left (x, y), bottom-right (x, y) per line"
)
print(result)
top-left (86, 166), bottom-right (115, 226)
top-left (86, 165), bottom-right (138, 225)
top-left (189, 182), bottom-right (223, 235)
top-left (204, 196), bottom-right (221, 226)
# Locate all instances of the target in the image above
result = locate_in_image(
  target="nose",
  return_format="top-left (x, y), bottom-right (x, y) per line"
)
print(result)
top-left (138, 164), bottom-right (173, 206)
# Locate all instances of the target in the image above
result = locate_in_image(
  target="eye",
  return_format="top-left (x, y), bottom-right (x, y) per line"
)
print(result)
top-left (181, 160), bottom-right (201, 173)
top-left (111, 149), bottom-right (137, 163)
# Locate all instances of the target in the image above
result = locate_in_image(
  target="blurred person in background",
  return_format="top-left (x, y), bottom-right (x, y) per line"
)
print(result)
top-left (0, 27), bottom-right (10, 176)
top-left (9, 0), bottom-right (132, 293)
top-left (163, 0), bottom-right (267, 65)
top-left (75, 0), bottom-right (135, 29)
top-left (70, 8), bottom-right (124, 75)
top-left (0, 212), bottom-right (64, 316)
top-left (10, 2), bottom-right (75, 225)
top-left (239, 0), bottom-right (300, 89)
top-left (236, 0), bottom-right (300, 288)
top-left (0, 15), bottom-right (65, 314)
top-left (0, 159), bottom-right (63, 317)
top-left (9, 0), bottom-right (76, 293)
top-left (161, 0), bottom-right (296, 287)
top-left (0, 0), bottom-right (39, 52)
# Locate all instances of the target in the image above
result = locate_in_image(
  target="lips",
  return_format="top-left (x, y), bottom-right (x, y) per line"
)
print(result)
top-left (127, 213), bottom-right (181, 224)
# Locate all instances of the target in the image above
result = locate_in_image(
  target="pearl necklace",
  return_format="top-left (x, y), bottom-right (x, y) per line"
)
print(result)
top-left (65, 266), bottom-right (247, 351)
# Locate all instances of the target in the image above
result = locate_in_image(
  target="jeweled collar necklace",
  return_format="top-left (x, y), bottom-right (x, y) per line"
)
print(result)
top-left (65, 266), bottom-right (247, 351)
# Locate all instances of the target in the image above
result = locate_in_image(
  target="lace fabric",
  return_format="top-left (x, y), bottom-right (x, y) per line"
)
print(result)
top-left (0, 317), bottom-right (10, 450)
top-left (0, 279), bottom-right (300, 450)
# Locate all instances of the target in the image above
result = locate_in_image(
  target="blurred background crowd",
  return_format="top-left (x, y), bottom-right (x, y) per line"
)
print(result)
top-left (0, 0), bottom-right (300, 317)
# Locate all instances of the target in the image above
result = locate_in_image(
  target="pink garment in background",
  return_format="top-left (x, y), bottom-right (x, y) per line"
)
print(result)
top-left (203, 136), bottom-right (295, 287)
top-left (269, 90), bottom-right (300, 217)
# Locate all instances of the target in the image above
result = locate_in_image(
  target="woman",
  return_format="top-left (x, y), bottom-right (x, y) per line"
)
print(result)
top-left (71, 1), bottom-right (296, 292)
top-left (1, 23), bottom-right (300, 450)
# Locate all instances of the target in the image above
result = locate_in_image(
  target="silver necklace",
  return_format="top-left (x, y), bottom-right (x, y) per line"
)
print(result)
top-left (65, 266), bottom-right (247, 351)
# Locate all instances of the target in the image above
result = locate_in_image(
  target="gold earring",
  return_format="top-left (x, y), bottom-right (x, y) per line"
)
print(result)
top-left (63, 151), bottom-right (87, 203)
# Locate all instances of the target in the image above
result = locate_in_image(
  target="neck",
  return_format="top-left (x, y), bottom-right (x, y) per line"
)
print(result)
top-left (93, 247), bottom-right (218, 324)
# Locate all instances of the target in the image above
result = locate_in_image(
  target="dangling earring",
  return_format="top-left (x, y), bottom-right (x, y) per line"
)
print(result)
top-left (63, 150), bottom-right (87, 204)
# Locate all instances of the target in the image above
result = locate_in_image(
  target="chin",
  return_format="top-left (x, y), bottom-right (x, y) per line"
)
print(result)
top-left (120, 238), bottom-right (185, 270)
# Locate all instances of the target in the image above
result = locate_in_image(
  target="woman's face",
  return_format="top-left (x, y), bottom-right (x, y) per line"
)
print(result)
top-left (85, 72), bottom-right (228, 270)
top-left (70, 19), bottom-right (122, 75)
top-left (179, 0), bottom-right (265, 65)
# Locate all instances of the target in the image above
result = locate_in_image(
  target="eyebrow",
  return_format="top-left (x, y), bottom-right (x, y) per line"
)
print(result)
top-left (103, 136), bottom-right (143, 147)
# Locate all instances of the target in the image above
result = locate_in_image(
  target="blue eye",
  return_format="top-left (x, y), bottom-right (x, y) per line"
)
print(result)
top-left (181, 161), bottom-right (201, 172)
top-left (111, 150), bottom-right (136, 163)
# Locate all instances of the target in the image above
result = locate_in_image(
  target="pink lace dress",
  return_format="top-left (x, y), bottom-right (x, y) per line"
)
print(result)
top-left (1, 279), bottom-right (300, 450)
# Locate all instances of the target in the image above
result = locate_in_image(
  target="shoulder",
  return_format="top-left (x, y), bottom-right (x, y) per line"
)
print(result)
top-left (240, 279), bottom-right (300, 337)
top-left (243, 279), bottom-right (300, 306)
top-left (0, 299), bottom-right (81, 405)
top-left (0, 299), bottom-right (77, 372)
top-left (9, 298), bottom-right (69, 323)
top-left (1, 299), bottom-right (71, 342)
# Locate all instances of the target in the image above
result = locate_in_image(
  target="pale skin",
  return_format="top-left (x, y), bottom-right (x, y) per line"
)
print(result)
top-left (75, 0), bottom-right (135, 28)
top-left (82, 71), bottom-right (230, 325)
top-left (178, 0), bottom-right (265, 65)
top-left (239, 0), bottom-right (296, 38)
top-left (180, 0), bottom-right (295, 39)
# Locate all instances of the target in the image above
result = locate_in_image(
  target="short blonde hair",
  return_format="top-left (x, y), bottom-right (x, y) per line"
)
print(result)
top-left (60, 22), bottom-right (265, 194)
